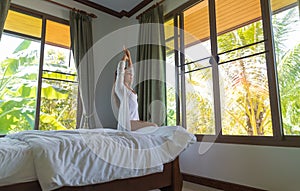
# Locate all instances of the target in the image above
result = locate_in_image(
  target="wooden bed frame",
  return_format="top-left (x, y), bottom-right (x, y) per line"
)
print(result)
top-left (0, 157), bottom-right (182, 191)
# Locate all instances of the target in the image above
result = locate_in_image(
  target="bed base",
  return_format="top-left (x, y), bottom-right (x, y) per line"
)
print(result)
top-left (0, 157), bottom-right (182, 191)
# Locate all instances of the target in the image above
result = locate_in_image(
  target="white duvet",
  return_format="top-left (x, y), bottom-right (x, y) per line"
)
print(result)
top-left (0, 138), bottom-right (36, 186)
top-left (6, 126), bottom-right (196, 191)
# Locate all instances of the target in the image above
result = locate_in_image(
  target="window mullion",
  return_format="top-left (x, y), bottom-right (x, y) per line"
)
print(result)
top-left (179, 13), bottom-right (187, 129)
top-left (34, 16), bottom-right (46, 131)
top-left (174, 15), bottom-right (181, 126)
top-left (209, 0), bottom-right (222, 136)
top-left (260, 0), bottom-right (284, 140)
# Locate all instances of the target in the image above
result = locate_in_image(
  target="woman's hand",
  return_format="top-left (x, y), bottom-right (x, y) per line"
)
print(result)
top-left (123, 47), bottom-right (132, 67)
top-left (121, 53), bottom-right (128, 61)
top-left (124, 48), bottom-right (131, 58)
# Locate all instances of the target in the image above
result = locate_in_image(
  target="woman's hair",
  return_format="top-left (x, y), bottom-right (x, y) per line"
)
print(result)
top-left (113, 83), bottom-right (120, 108)
top-left (113, 67), bottom-right (127, 108)
top-left (114, 67), bottom-right (127, 81)
top-left (113, 66), bottom-right (127, 108)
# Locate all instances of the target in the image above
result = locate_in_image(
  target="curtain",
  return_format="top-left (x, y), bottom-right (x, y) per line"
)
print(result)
top-left (0, 0), bottom-right (11, 41)
top-left (298, 0), bottom-right (300, 17)
top-left (70, 10), bottom-right (96, 129)
top-left (136, 5), bottom-right (167, 126)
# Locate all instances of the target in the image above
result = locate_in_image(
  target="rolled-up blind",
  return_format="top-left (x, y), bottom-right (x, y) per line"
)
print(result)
top-left (4, 10), bottom-right (70, 48)
top-left (4, 10), bottom-right (42, 38)
top-left (184, 0), bottom-right (297, 45)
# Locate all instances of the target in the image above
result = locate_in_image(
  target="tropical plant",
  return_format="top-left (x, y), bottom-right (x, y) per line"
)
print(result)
top-left (185, 62), bottom-right (215, 134)
top-left (209, 7), bottom-right (299, 136)
top-left (273, 7), bottom-right (300, 135)
top-left (0, 40), bottom-right (39, 134)
top-left (0, 36), bottom-right (77, 134)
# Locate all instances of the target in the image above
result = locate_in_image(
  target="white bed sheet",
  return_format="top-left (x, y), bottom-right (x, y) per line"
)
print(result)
top-left (0, 137), bottom-right (37, 186)
top-left (4, 126), bottom-right (196, 191)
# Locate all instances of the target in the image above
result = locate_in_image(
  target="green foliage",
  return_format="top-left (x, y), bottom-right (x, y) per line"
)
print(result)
top-left (168, 7), bottom-right (300, 136)
top-left (0, 37), bottom-right (77, 134)
top-left (275, 8), bottom-right (300, 135)
top-left (186, 91), bottom-right (214, 134)
top-left (0, 39), bottom-right (39, 134)
top-left (166, 87), bottom-right (176, 126)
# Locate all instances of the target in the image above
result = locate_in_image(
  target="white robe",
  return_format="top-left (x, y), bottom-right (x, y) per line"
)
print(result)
top-left (115, 61), bottom-right (139, 131)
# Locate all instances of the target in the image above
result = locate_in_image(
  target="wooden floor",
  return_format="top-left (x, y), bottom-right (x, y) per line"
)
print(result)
top-left (182, 181), bottom-right (223, 191)
top-left (149, 181), bottom-right (223, 191)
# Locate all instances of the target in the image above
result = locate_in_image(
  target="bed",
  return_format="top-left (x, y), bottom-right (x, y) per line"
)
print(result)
top-left (0, 158), bottom-right (181, 191)
top-left (0, 126), bottom-right (195, 191)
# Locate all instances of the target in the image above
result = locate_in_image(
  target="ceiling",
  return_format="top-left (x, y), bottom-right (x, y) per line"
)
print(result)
top-left (74, 0), bottom-right (153, 18)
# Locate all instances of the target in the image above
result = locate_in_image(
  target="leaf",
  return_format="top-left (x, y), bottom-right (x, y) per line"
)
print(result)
top-left (39, 114), bottom-right (68, 130)
top-left (2, 59), bottom-right (19, 76)
top-left (13, 40), bottom-right (31, 54)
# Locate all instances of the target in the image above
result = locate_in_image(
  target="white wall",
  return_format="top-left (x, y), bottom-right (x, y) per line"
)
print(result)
top-left (11, 1), bottom-right (300, 190)
top-left (180, 142), bottom-right (300, 191)
top-left (92, 13), bottom-right (139, 128)
top-left (91, 0), bottom-right (191, 128)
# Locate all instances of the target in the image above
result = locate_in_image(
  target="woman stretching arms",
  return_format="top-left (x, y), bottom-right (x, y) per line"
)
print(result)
top-left (114, 48), bottom-right (157, 131)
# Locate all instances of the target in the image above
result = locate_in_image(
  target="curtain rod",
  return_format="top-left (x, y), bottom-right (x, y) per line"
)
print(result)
top-left (45, 0), bottom-right (97, 18)
top-left (136, 0), bottom-right (165, 19)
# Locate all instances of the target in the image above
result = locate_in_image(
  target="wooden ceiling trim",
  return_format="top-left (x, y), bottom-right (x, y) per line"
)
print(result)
top-left (74, 0), bottom-right (121, 18)
top-left (73, 0), bottom-right (153, 18)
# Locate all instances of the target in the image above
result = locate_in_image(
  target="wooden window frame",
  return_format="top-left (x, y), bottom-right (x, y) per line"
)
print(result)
top-left (165, 0), bottom-right (300, 148)
top-left (2, 4), bottom-right (81, 131)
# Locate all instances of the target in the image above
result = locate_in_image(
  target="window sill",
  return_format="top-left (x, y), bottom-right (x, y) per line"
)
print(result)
top-left (196, 134), bottom-right (300, 148)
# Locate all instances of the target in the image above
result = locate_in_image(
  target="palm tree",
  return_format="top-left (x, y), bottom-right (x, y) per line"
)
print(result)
top-left (273, 7), bottom-right (300, 135)
top-left (218, 20), bottom-right (272, 136)
top-left (218, 6), bottom-right (300, 136)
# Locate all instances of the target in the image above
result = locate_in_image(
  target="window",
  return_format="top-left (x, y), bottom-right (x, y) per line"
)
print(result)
top-left (0, 5), bottom-right (78, 134)
top-left (215, 0), bottom-right (273, 136)
top-left (271, 0), bottom-right (300, 136)
top-left (165, 18), bottom-right (177, 126)
top-left (165, 0), bottom-right (300, 146)
top-left (0, 33), bottom-right (41, 134)
top-left (183, 0), bottom-right (215, 135)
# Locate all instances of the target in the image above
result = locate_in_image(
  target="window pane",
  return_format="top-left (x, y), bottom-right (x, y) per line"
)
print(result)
top-left (185, 67), bottom-right (215, 134)
top-left (165, 19), bottom-right (176, 55)
top-left (40, 45), bottom-right (78, 130)
top-left (164, 19), bottom-right (174, 41)
top-left (0, 34), bottom-right (40, 134)
top-left (43, 45), bottom-right (76, 74)
top-left (166, 51), bottom-right (177, 126)
top-left (216, 0), bottom-right (264, 53)
top-left (46, 20), bottom-right (71, 48)
top-left (220, 55), bottom-right (273, 136)
top-left (39, 79), bottom-right (78, 130)
top-left (4, 10), bottom-right (42, 38)
top-left (185, 44), bottom-right (211, 68)
top-left (271, 1), bottom-right (300, 135)
top-left (165, 18), bottom-right (177, 126)
top-left (183, 1), bottom-right (213, 134)
top-left (219, 40), bottom-right (265, 63)
top-left (184, 0), bottom-right (210, 46)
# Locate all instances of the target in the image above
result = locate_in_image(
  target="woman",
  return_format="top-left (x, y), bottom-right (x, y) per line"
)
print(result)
top-left (114, 48), bottom-right (157, 131)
